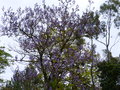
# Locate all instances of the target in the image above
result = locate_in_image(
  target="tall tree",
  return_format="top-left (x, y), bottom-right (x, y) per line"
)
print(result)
top-left (97, 0), bottom-right (120, 89)
top-left (97, 0), bottom-right (120, 61)
top-left (1, 0), bottom-right (103, 89)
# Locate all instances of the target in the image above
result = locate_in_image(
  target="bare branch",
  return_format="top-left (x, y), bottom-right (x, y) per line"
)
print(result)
top-left (96, 39), bottom-right (106, 46)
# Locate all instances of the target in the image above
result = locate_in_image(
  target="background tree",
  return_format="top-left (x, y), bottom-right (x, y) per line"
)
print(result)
top-left (97, 0), bottom-right (120, 89)
top-left (97, 55), bottom-right (120, 90)
top-left (0, 47), bottom-right (12, 86)
top-left (97, 0), bottom-right (120, 61)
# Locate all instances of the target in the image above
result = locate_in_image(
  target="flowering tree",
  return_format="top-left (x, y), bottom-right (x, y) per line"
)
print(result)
top-left (2, 64), bottom-right (41, 90)
top-left (1, 0), bottom-right (103, 89)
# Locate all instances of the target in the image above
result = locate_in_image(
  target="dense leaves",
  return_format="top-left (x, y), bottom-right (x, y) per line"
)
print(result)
top-left (97, 57), bottom-right (120, 90)
top-left (0, 47), bottom-right (11, 72)
top-left (0, 47), bottom-right (11, 83)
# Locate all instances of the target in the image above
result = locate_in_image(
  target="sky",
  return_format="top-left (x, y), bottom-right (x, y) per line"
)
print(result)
top-left (1, 0), bottom-right (119, 81)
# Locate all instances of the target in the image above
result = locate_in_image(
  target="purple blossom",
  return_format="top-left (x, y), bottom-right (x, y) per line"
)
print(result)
top-left (1, 0), bottom-right (101, 89)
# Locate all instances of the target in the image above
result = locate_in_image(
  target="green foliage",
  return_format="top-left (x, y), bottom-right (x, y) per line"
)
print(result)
top-left (100, 0), bottom-right (120, 13)
top-left (0, 47), bottom-right (11, 73)
top-left (0, 47), bottom-right (11, 85)
top-left (100, 0), bottom-right (120, 29)
top-left (97, 58), bottom-right (120, 90)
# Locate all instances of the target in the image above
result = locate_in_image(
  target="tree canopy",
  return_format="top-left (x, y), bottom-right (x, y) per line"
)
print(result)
top-left (1, 0), bottom-right (120, 90)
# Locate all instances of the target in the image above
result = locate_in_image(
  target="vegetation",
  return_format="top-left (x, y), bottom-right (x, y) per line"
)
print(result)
top-left (98, 57), bottom-right (120, 90)
top-left (0, 47), bottom-right (11, 84)
top-left (0, 0), bottom-right (120, 90)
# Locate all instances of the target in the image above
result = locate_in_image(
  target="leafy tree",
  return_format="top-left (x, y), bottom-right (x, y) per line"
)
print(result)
top-left (0, 47), bottom-right (11, 84)
top-left (97, 0), bottom-right (120, 89)
top-left (97, 0), bottom-right (120, 61)
top-left (97, 55), bottom-right (120, 90)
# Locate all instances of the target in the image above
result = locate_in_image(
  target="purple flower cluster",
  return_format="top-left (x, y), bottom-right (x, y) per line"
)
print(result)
top-left (12, 66), bottom-right (38, 83)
